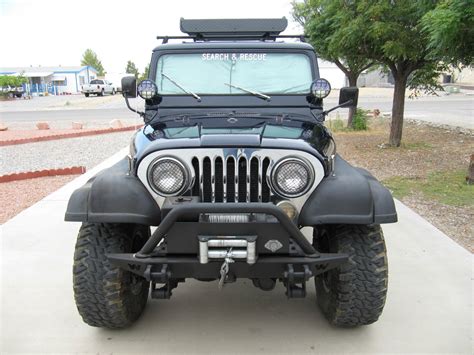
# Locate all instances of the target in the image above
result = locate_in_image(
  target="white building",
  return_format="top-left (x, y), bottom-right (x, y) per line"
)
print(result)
top-left (0, 65), bottom-right (98, 94)
top-left (318, 59), bottom-right (347, 89)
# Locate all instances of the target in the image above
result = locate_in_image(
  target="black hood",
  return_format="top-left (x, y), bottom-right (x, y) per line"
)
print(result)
top-left (134, 117), bottom-right (334, 168)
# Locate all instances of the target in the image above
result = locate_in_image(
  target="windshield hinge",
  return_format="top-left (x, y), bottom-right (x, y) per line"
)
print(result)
top-left (174, 115), bottom-right (192, 125)
top-left (275, 114), bottom-right (288, 125)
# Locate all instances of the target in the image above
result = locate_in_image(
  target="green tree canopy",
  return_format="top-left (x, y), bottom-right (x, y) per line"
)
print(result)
top-left (422, 0), bottom-right (474, 66)
top-left (0, 74), bottom-right (27, 87)
top-left (292, 0), bottom-right (375, 127)
top-left (125, 60), bottom-right (139, 78)
top-left (353, 0), bottom-right (446, 146)
top-left (81, 49), bottom-right (105, 76)
top-left (297, 0), bottom-right (458, 146)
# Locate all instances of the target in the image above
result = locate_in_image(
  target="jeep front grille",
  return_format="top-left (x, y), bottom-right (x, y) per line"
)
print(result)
top-left (191, 155), bottom-right (272, 202)
top-left (137, 148), bottom-right (325, 209)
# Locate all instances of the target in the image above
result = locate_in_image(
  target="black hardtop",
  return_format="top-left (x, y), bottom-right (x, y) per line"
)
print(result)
top-left (146, 18), bottom-right (319, 116)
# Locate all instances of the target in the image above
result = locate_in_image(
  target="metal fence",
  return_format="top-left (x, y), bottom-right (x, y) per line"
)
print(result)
top-left (23, 83), bottom-right (58, 95)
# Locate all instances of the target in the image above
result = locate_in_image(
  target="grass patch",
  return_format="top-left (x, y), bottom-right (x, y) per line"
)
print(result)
top-left (382, 176), bottom-right (416, 199)
top-left (378, 141), bottom-right (433, 150)
top-left (401, 141), bottom-right (432, 149)
top-left (383, 170), bottom-right (474, 206)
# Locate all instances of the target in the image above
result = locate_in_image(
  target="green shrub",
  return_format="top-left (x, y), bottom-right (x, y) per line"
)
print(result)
top-left (352, 108), bottom-right (369, 131)
top-left (328, 113), bottom-right (346, 132)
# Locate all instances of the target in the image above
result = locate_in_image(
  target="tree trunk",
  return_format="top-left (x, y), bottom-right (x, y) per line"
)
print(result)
top-left (389, 75), bottom-right (408, 147)
top-left (346, 75), bottom-right (358, 128)
top-left (467, 154), bottom-right (474, 185)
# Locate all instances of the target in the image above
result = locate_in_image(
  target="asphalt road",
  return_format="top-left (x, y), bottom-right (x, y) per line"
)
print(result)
top-left (0, 93), bottom-right (472, 129)
top-left (346, 95), bottom-right (473, 129)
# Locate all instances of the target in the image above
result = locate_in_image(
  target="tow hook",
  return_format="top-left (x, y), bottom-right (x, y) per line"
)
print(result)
top-left (283, 264), bottom-right (312, 298)
top-left (147, 264), bottom-right (182, 299)
top-left (218, 248), bottom-right (235, 290)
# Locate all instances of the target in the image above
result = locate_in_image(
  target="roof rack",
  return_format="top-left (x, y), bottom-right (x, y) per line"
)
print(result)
top-left (156, 17), bottom-right (306, 44)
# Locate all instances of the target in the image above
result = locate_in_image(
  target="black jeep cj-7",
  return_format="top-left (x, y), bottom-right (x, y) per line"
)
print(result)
top-left (65, 18), bottom-right (397, 329)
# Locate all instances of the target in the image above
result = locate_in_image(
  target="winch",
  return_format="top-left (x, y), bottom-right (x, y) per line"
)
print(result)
top-left (198, 235), bottom-right (257, 264)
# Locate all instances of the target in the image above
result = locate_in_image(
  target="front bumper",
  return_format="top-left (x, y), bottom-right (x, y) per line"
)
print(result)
top-left (107, 202), bottom-right (348, 289)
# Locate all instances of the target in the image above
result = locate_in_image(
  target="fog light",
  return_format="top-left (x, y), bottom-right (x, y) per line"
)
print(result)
top-left (137, 79), bottom-right (158, 99)
top-left (310, 78), bottom-right (331, 99)
top-left (277, 200), bottom-right (298, 222)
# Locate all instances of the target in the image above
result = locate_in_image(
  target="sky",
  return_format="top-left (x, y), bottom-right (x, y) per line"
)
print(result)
top-left (0, 0), bottom-right (301, 74)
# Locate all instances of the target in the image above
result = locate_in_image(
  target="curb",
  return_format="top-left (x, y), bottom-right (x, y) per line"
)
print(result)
top-left (0, 125), bottom-right (141, 147)
top-left (0, 166), bottom-right (86, 183)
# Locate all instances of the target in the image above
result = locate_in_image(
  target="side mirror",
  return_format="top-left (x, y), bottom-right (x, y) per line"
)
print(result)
top-left (338, 87), bottom-right (359, 108)
top-left (121, 76), bottom-right (137, 98)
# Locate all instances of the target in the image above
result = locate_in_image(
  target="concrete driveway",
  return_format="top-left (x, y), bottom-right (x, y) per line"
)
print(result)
top-left (1, 150), bottom-right (472, 354)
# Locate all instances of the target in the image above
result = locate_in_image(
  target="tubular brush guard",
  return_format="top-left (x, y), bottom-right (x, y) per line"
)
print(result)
top-left (106, 203), bottom-right (349, 292)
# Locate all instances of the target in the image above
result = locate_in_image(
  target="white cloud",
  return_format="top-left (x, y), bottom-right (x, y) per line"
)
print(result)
top-left (0, 0), bottom-right (302, 73)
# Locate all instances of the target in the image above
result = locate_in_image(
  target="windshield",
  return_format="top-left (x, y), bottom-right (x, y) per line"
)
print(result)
top-left (155, 52), bottom-right (313, 95)
top-left (90, 80), bottom-right (103, 84)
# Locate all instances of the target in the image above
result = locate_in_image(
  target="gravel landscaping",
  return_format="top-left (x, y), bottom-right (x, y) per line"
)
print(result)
top-left (0, 175), bottom-right (78, 223)
top-left (0, 131), bottom-right (133, 175)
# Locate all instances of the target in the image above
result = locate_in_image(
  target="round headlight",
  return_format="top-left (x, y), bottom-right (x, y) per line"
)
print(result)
top-left (311, 78), bottom-right (331, 99)
top-left (271, 158), bottom-right (313, 198)
top-left (148, 157), bottom-right (188, 196)
top-left (137, 79), bottom-right (158, 99)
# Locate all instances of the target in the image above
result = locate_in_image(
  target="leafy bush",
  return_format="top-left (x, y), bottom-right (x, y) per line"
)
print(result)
top-left (352, 108), bottom-right (369, 131)
top-left (0, 75), bottom-right (27, 87)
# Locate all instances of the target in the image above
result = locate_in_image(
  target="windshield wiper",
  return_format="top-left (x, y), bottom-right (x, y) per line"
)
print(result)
top-left (224, 83), bottom-right (271, 101)
top-left (162, 73), bottom-right (201, 101)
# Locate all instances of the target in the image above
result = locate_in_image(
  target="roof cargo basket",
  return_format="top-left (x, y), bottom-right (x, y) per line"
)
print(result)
top-left (181, 17), bottom-right (288, 37)
top-left (157, 17), bottom-right (306, 43)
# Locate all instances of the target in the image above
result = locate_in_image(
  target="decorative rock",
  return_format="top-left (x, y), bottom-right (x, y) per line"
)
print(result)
top-left (36, 122), bottom-right (50, 130)
top-left (109, 119), bottom-right (124, 129)
top-left (0, 123), bottom-right (8, 131)
top-left (72, 122), bottom-right (84, 130)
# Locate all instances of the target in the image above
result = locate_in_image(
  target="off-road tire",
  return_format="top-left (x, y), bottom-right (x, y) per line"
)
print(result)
top-left (73, 223), bottom-right (150, 328)
top-left (84, 93), bottom-right (89, 97)
top-left (313, 224), bottom-right (388, 327)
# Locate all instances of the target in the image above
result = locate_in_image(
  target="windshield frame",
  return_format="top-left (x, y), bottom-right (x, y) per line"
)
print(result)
top-left (150, 48), bottom-right (317, 97)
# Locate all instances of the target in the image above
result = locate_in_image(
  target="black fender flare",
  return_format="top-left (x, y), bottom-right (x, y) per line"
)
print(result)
top-left (299, 155), bottom-right (397, 225)
top-left (65, 158), bottom-right (161, 226)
